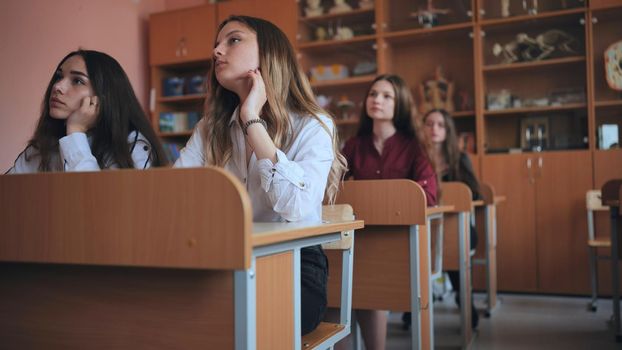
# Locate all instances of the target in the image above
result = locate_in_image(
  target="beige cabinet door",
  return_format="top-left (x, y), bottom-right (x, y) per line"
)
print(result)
top-left (150, 5), bottom-right (215, 66)
top-left (482, 154), bottom-right (538, 292)
top-left (534, 151), bottom-right (592, 294)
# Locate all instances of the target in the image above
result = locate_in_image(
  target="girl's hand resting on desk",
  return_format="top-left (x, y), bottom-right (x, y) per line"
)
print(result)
top-left (66, 96), bottom-right (99, 134)
top-left (240, 69), bottom-right (266, 123)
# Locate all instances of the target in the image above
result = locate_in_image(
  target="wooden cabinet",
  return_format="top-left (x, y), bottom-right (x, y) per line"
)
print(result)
top-left (216, 0), bottom-right (298, 45)
top-left (146, 1), bottom-right (622, 292)
top-left (149, 4), bottom-right (217, 162)
top-left (482, 154), bottom-right (538, 291)
top-left (149, 5), bottom-right (216, 66)
top-left (534, 151), bottom-right (592, 294)
top-left (482, 151), bottom-right (593, 294)
top-left (589, 0), bottom-right (622, 10)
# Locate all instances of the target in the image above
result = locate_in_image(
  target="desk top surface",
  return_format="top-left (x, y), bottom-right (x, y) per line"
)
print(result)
top-left (252, 220), bottom-right (364, 247)
top-left (426, 205), bottom-right (455, 216)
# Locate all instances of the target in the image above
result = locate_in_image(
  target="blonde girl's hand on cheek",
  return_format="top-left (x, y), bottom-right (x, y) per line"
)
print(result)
top-left (240, 69), bottom-right (267, 123)
top-left (67, 96), bottom-right (99, 134)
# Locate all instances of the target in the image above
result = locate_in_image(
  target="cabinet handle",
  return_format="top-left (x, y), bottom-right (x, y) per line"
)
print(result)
top-left (175, 47), bottom-right (181, 57)
top-left (466, 10), bottom-right (473, 18)
top-left (371, 23), bottom-right (376, 30)
top-left (535, 156), bottom-right (543, 179)
top-left (479, 9), bottom-right (485, 16)
top-left (527, 158), bottom-right (535, 184)
top-left (579, 18), bottom-right (585, 25)
top-left (592, 17), bottom-right (598, 24)
top-left (181, 46), bottom-right (188, 56)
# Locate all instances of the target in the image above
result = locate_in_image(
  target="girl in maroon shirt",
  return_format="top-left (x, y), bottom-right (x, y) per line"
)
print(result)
top-left (340, 74), bottom-right (438, 349)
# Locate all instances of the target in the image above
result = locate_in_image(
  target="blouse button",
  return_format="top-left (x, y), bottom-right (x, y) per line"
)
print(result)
top-left (143, 145), bottom-right (149, 151)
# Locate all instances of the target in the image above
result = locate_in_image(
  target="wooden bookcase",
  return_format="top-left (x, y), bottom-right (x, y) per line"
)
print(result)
top-left (149, 4), bottom-right (216, 161)
top-left (293, 0), bottom-right (622, 295)
top-left (147, 0), bottom-right (622, 294)
top-left (148, 1), bottom-right (297, 162)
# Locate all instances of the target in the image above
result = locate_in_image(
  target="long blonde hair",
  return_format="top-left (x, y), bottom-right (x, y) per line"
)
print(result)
top-left (204, 15), bottom-right (346, 203)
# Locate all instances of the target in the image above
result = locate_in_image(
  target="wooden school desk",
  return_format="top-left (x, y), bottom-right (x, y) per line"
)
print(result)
top-left (438, 182), bottom-right (474, 350)
top-left (602, 178), bottom-right (622, 342)
top-left (325, 179), bottom-right (431, 350)
top-left (0, 168), bottom-right (363, 350)
top-left (472, 183), bottom-right (505, 317)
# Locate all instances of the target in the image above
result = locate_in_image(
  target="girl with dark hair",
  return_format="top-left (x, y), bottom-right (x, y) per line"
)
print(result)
top-left (339, 74), bottom-right (438, 349)
top-left (423, 108), bottom-right (480, 329)
top-left (7, 49), bottom-right (166, 173)
top-left (174, 15), bottom-right (347, 335)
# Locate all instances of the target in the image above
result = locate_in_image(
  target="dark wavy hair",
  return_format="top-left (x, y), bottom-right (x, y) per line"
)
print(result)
top-left (423, 108), bottom-right (461, 179)
top-left (27, 49), bottom-right (167, 171)
top-left (356, 74), bottom-right (433, 162)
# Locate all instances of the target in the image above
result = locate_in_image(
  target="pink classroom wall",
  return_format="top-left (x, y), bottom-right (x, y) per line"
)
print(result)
top-left (0, 0), bottom-right (171, 171)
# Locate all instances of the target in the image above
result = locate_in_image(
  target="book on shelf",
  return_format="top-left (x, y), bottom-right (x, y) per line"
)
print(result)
top-left (159, 111), bottom-right (201, 133)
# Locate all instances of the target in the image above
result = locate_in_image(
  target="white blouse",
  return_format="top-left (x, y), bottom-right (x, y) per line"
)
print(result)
top-left (174, 109), bottom-right (335, 223)
top-left (6, 130), bottom-right (153, 174)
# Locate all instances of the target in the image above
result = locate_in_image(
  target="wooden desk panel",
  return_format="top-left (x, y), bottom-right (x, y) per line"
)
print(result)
top-left (0, 263), bottom-right (235, 349)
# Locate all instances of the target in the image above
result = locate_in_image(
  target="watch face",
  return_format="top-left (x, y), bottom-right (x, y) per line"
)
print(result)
top-left (605, 40), bottom-right (622, 91)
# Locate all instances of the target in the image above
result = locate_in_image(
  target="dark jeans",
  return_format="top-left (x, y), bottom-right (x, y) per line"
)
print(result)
top-left (301, 245), bottom-right (328, 335)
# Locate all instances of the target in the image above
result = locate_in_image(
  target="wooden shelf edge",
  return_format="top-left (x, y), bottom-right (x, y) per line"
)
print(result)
top-left (595, 99), bottom-right (622, 108)
top-left (483, 56), bottom-right (586, 72)
top-left (157, 94), bottom-right (207, 103)
top-left (452, 110), bottom-right (476, 118)
top-left (480, 7), bottom-right (586, 27)
top-left (299, 8), bottom-right (374, 22)
top-left (484, 103), bottom-right (587, 115)
top-left (311, 75), bottom-right (375, 88)
top-left (297, 34), bottom-right (376, 50)
top-left (383, 22), bottom-right (473, 42)
top-left (158, 131), bottom-right (193, 138)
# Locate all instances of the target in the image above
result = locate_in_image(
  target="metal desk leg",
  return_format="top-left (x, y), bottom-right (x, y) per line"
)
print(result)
top-left (409, 224), bottom-right (422, 350)
top-left (235, 257), bottom-right (257, 350)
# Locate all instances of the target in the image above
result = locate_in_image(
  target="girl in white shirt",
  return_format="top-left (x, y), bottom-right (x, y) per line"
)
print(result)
top-left (174, 15), bottom-right (347, 335)
top-left (6, 50), bottom-right (166, 174)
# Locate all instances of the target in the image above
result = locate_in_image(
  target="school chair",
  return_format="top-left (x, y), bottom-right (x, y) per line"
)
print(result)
top-left (586, 189), bottom-right (611, 312)
top-left (326, 179), bottom-right (432, 350)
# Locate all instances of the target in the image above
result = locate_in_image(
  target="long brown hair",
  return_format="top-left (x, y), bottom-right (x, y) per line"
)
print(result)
top-left (423, 108), bottom-right (460, 179)
top-left (204, 15), bottom-right (347, 203)
top-left (357, 74), bottom-right (434, 167)
top-left (27, 49), bottom-right (167, 171)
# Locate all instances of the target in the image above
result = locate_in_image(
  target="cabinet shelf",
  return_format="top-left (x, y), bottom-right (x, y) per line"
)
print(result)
top-left (384, 22), bottom-right (473, 43)
top-left (453, 110), bottom-right (476, 118)
top-left (595, 99), bottom-right (622, 108)
top-left (297, 34), bottom-right (376, 50)
top-left (482, 56), bottom-right (585, 72)
top-left (299, 8), bottom-right (374, 23)
top-left (480, 7), bottom-right (586, 28)
top-left (311, 74), bottom-right (375, 89)
top-left (484, 103), bottom-right (587, 116)
top-left (157, 94), bottom-right (207, 103)
top-left (158, 131), bottom-right (193, 138)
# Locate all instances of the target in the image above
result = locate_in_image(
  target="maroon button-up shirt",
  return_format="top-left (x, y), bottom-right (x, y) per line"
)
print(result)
top-left (342, 132), bottom-right (438, 206)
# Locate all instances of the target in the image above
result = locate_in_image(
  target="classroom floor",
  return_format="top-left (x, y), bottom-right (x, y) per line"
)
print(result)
top-left (385, 293), bottom-right (620, 350)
